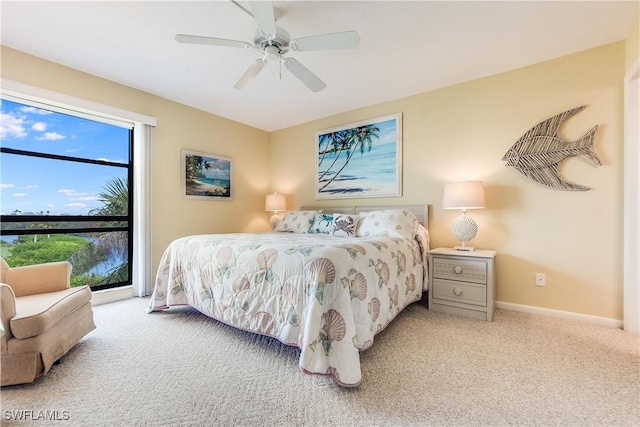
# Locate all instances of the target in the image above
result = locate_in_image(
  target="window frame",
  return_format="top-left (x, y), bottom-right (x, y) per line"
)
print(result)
top-left (1, 103), bottom-right (134, 291)
top-left (0, 79), bottom-right (156, 295)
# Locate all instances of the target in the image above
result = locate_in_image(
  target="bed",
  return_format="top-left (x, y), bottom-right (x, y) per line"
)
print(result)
top-left (149, 205), bottom-right (430, 387)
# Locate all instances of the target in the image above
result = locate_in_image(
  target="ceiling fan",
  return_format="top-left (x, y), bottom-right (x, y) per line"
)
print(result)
top-left (175, 1), bottom-right (360, 92)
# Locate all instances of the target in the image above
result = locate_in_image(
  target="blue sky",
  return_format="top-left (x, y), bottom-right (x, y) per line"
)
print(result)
top-left (198, 156), bottom-right (231, 182)
top-left (376, 118), bottom-right (398, 145)
top-left (318, 117), bottom-right (398, 148)
top-left (0, 99), bottom-right (130, 215)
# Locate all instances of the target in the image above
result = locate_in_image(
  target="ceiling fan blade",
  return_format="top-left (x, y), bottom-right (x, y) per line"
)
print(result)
top-left (233, 59), bottom-right (267, 90)
top-left (175, 34), bottom-right (252, 49)
top-left (283, 58), bottom-right (326, 92)
top-left (290, 30), bottom-right (360, 51)
top-left (249, 1), bottom-right (277, 35)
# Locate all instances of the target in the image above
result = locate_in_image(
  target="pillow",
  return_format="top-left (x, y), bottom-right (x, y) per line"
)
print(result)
top-left (356, 209), bottom-right (418, 239)
top-left (274, 210), bottom-right (317, 233)
top-left (331, 213), bottom-right (359, 237)
top-left (308, 213), bottom-right (334, 234)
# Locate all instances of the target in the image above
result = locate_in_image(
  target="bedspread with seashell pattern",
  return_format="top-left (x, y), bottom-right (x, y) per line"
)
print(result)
top-left (150, 230), bottom-right (429, 387)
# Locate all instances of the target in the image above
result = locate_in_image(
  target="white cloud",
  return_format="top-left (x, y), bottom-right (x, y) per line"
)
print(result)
top-left (57, 189), bottom-right (76, 194)
top-left (32, 121), bottom-right (47, 132)
top-left (0, 184), bottom-right (15, 189)
top-left (76, 196), bottom-right (102, 201)
top-left (0, 112), bottom-right (27, 138)
top-left (94, 157), bottom-right (127, 165)
top-left (65, 203), bottom-right (87, 209)
top-left (12, 193), bottom-right (27, 197)
top-left (19, 185), bottom-right (38, 190)
top-left (37, 132), bottom-right (65, 141)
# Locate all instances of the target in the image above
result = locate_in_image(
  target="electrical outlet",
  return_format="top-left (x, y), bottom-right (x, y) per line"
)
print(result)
top-left (535, 273), bottom-right (546, 287)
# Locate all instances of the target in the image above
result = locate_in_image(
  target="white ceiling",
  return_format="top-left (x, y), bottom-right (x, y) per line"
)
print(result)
top-left (1, 1), bottom-right (638, 132)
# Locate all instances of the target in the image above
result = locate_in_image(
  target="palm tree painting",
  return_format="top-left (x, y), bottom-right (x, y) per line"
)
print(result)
top-left (315, 113), bottom-right (402, 199)
top-left (182, 150), bottom-right (232, 200)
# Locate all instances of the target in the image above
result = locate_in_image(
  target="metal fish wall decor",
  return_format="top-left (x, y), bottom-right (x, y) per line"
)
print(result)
top-left (502, 106), bottom-right (601, 191)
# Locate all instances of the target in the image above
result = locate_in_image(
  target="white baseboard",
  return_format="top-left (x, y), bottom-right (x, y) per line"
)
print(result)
top-left (496, 301), bottom-right (623, 329)
top-left (91, 286), bottom-right (133, 306)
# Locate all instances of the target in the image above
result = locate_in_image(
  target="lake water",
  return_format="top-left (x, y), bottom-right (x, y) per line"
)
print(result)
top-left (1, 234), bottom-right (126, 277)
top-left (85, 252), bottom-right (126, 276)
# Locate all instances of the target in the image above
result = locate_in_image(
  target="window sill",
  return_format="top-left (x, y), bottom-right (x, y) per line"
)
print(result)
top-left (91, 285), bottom-right (133, 306)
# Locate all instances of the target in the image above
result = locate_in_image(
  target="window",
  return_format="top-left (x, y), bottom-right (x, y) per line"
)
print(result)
top-left (1, 98), bottom-right (133, 291)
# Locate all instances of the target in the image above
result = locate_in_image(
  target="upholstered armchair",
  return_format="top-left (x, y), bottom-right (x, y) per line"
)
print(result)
top-left (0, 257), bottom-right (95, 386)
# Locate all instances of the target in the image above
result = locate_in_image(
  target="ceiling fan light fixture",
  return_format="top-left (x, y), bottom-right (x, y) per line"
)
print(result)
top-left (264, 45), bottom-right (280, 61)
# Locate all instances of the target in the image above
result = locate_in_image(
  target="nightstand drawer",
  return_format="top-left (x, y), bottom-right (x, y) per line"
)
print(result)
top-left (432, 257), bottom-right (486, 284)
top-left (432, 279), bottom-right (487, 307)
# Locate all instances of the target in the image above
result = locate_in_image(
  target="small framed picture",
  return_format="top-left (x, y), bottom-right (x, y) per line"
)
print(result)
top-left (181, 149), bottom-right (232, 200)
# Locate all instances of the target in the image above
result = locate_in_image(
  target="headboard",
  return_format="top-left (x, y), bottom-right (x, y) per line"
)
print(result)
top-left (301, 204), bottom-right (429, 229)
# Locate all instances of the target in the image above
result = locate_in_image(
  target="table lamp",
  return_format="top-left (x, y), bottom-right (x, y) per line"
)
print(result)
top-left (442, 181), bottom-right (485, 251)
top-left (265, 193), bottom-right (286, 229)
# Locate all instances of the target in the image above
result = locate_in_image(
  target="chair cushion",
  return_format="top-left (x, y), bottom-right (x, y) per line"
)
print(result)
top-left (10, 286), bottom-right (92, 340)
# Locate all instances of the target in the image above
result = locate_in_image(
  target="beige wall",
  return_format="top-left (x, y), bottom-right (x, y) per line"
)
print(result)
top-left (270, 42), bottom-right (626, 320)
top-left (626, 18), bottom-right (640, 70)
top-left (1, 46), bottom-right (271, 272)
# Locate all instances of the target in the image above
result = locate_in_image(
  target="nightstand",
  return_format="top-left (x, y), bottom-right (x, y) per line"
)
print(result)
top-left (428, 247), bottom-right (496, 321)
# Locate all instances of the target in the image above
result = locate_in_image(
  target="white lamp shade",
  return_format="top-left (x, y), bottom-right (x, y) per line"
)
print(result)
top-left (442, 181), bottom-right (485, 210)
top-left (265, 193), bottom-right (286, 212)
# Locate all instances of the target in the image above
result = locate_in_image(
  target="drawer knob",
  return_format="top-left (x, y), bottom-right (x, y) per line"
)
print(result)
top-left (454, 266), bottom-right (463, 274)
top-left (453, 287), bottom-right (462, 296)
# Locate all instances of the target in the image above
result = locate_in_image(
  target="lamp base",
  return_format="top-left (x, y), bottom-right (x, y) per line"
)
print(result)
top-left (451, 213), bottom-right (478, 252)
top-left (269, 213), bottom-right (282, 230)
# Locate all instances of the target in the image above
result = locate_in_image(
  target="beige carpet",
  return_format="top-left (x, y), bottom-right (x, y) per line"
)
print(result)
top-left (2, 297), bottom-right (638, 426)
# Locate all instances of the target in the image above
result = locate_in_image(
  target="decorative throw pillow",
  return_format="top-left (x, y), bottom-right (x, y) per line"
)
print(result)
top-left (356, 209), bottom-right (418, 239)
top-left (274, 210), bottom-right (317, 233)
top-left (308, 213), bottom-right (334, 234)
top-left (331, 214), bottom-right (359, 237)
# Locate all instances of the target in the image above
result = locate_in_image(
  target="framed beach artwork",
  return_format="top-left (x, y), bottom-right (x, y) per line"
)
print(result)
top-left (315, 112), bottom-right (402, 199)
top-left (181, 149), bottom-right (232, 200)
